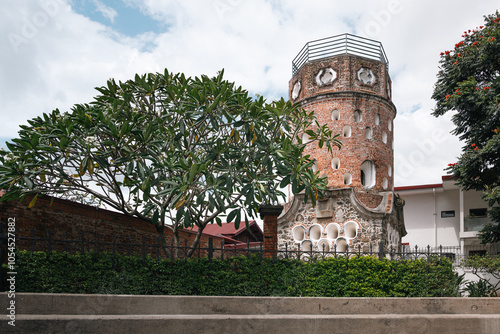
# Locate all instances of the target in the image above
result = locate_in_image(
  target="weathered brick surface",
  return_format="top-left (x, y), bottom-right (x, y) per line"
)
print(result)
top-left (289, 54), bottom-right (395, 198)
top-left (277, 51), bottom-right (406, 253)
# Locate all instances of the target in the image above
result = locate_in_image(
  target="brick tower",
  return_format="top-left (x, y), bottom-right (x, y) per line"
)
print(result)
top-left (277, 34), bottom-right (406, 253)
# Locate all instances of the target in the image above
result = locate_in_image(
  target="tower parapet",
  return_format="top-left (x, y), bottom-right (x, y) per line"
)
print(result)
top-left (289, 33), bottom-right (395, 202)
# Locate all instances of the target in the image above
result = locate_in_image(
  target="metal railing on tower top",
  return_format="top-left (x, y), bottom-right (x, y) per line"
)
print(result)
top-left (292, 33), bottom-right (389, 75)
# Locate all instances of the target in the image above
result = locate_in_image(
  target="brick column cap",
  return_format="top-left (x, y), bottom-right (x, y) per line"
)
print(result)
top-left (258, 204), bottom-right (283, 219)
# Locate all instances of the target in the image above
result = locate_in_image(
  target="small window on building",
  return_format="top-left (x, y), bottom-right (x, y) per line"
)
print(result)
top-left (469, 208), bottom-right (487, 217)
top-left (360, 160), bottom-right (376, 188)
top-left (343, 125), bottom-right (351, 137)
top-left (312, 159), bottom-right (318, 173)
top-left (343, 173), bottom-right (352, 185)
top-left (365, 127), bottom-right (372, 140)
top-left (354, 110), bottom-right (362, 122)
top-left (331, 157), bottom-right (340, 170)
top-left (382, 132), bottom-right (387, 144)
top-left (375, 113), bottom-right (380, 125)
top-left (441, 210), bottom-right (455, 218)
top-left (331, 109), bottom-right (340, 121)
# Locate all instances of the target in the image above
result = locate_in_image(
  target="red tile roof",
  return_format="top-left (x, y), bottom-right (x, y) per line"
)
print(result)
top-left (188, 220), bottom-right (261, 238)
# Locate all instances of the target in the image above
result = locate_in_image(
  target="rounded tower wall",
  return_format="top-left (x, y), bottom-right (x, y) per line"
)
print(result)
top-left (289, 53), bottom-right (395, 196)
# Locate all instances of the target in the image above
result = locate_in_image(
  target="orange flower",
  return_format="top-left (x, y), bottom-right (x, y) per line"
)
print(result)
top-left (494, 129), bottom-right (498, 134)
top-left (491, 37), bottom-right (496, 42)
top-left (472, 41), bottom-right (479, 46)
top-left (483, 87), bottom-right (489, 91)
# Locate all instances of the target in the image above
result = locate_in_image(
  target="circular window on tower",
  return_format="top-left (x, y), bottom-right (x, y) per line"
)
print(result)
top-left (292, 225), bottom-right (306, 243)
top-left (315, 68), bottom-right (337, 86)
top-left (357, 68), bottom-right (376, 85)
top-left (360, 160), bottom-right (376, 188)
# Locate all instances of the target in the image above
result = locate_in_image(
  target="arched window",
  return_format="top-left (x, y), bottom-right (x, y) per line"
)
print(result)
top-left (331, 157), bottom-right (340, 170)
top-left (343, 173), bottom-right (352, 185)
top-left (365, 127), bottom-right (372, 140)
top-left (382, 178), bottom-right (388, 190)
top-left (344, 221), bottom-right (358, 239)
top-left (326, 223), bottom-right (339, 240)
top-left (343, 125), bottom-right (351, 137)
top-left (292, 226), bottom-right (306, 243)
top-left (331, 109), bottom-right (340, 121)
top-left (309, 224), bottom-right (323, 241)
top-left (382, 132), bottom-right (388, 144)
top-left (354, 109), bottom-right (362, 122)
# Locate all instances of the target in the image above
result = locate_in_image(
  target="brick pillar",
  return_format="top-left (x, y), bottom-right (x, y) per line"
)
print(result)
top-left (259, 204), bottom-right (283, 258)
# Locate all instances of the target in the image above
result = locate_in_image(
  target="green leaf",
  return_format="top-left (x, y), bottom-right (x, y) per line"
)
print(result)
top-left (227, 209), bottom-right (238, 223)
top-left (152, 210), bottom-right (159, 225)
top-left (79, 157), bottom-right (89, 176)
top-left (28, 194), bottom-right (38, 208)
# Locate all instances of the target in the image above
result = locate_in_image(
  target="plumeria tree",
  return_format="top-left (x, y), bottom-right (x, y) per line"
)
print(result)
top-left (432, 11), bottom-right (500, 243)
top-left (0, 69), bottom-right (341, 258)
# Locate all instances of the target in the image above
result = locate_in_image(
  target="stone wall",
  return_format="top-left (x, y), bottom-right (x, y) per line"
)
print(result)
top-left (277, 189), bottom-right (404, 253)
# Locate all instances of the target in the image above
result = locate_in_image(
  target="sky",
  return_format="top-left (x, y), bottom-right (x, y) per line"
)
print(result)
top-left (1, 0), bottom-right (498, 188)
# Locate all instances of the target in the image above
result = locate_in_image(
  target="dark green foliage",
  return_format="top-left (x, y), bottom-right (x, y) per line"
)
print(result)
top-left (8, 251), bottom-right (461, 297)
top-left (462, 279), bottom-right (494, 297)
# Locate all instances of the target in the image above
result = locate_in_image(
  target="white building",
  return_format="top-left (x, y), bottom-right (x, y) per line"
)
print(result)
top-left (395, 176), bottom-right (500, 257)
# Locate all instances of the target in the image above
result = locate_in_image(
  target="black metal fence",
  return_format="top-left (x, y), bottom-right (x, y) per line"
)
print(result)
top-left (2, 224), bottom-right (499, 291)
top-left (5, 226), bottom-right (496, 263)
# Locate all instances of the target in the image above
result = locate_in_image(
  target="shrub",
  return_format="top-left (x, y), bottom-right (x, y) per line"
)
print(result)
top-left (6, 250), bottom-right (461, 297)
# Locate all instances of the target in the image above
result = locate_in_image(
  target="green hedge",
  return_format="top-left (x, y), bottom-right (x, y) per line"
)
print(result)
top-left (5, 250), bottom-right (461, 297)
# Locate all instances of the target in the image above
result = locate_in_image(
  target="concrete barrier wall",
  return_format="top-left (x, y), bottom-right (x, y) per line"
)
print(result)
top-left (2, 293), bottom-right (500, 333)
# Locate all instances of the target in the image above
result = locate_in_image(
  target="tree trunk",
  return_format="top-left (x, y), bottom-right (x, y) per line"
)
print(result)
top-left (155, 224), bottom-right (172, 258)
top-left (186, 224), bottom-right (206, 258)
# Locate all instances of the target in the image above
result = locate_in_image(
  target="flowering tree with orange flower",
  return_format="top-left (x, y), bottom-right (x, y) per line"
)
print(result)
top-left (432, 11), bottom-right (500, 243)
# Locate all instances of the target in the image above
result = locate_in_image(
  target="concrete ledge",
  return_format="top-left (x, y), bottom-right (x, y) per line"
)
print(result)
top-left (3, 293), bottom-right (500, 315)
top-left (4, 314), bottom-right (500, 334)
top-left (2, 293), bottom-right (500, 333)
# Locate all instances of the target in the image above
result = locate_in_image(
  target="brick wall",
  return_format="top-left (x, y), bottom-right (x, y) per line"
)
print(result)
top-left (0, 194), bottom-right (225, 258)
top-left (289, 54), bottom-right (396, 207)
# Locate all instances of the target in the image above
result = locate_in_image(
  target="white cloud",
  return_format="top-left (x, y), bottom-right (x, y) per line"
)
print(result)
top-left (0, 0), bottom-right (498, 186)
